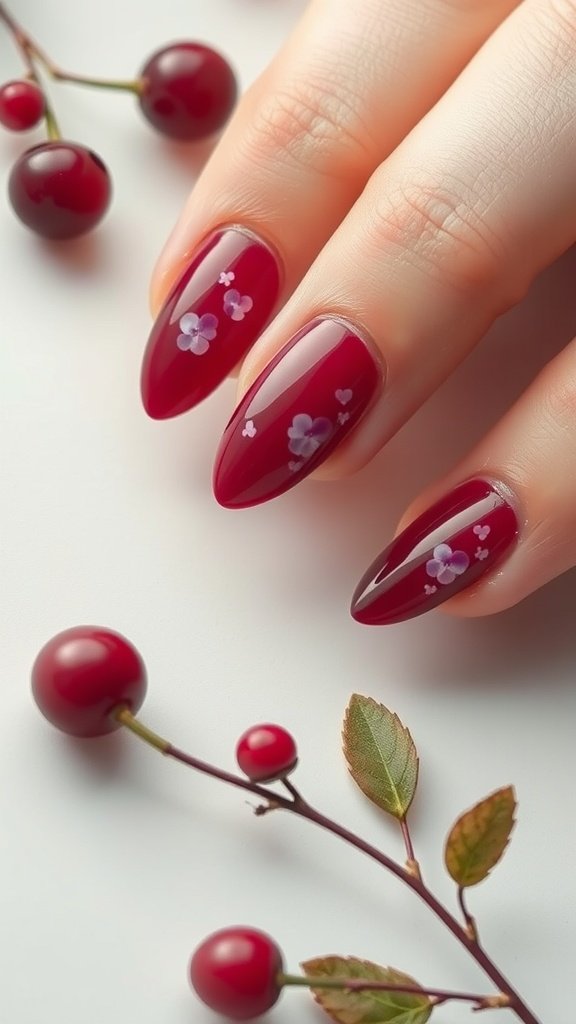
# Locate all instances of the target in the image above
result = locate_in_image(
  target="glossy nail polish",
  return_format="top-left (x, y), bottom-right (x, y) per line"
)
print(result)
top-left (213, 317), bottom-right (382, 508)
top-left (351, 479), bottom-right (519, 625)
top-left (141, 227), bottom-right (282, 418)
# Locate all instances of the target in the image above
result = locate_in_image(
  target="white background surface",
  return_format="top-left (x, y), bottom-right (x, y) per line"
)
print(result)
top-left (1, 2), bottom-right (575, 1023)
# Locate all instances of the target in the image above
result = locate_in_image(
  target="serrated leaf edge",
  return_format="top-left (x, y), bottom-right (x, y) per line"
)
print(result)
top-left (444, 785), bottom-right (517, 888)
top-left (301, 955), bottom-right (433, 1024)
top-left (343, 694), bottom-right (419, 821)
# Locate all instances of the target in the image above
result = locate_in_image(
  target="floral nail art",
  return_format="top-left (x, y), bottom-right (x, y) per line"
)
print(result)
top-left (242, 419), bottom-right (257, 438)
top-left (424, 584), bottom-right (437, 595)
top-left (176, 312), bottom-right (219, 356)
top-left (223, 288), bottom-right (253, 321)
top-left (288, 460), bottom-right (303, 473)
top-left (473, 524), bottom-right (490, 541)
top-left (219, 271), bottom-right (235, 286)
top-left (287, 414), bottom-right (332, 459)
top-left (337, 411), bottom-right (350, 425)
top-left (475, 546), bottom-right (489, 561)
top-left (426, 544), bottom-right (470, 585)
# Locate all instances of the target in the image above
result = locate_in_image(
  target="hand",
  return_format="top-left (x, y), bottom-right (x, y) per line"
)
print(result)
top-left (142, 0), bottom-right (576, 626)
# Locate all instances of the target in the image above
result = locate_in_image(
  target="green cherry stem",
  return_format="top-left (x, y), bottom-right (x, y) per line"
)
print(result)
top-left (279, 973), bottom-right (509, 1010)
top-left (0, 3), bottom-right (141, 97)
top-left (45, 68), bottom-right (142, 96)
top-left (114, 708), bottom-right (541, 1024)
top-left (0, 2), bottom-right (61, 139)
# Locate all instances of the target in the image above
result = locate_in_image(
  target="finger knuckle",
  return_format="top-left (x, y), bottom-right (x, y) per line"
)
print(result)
top-left (242, 76), bottom-right (376, 182)
top-left (367, 171), bottom-right (507, 296)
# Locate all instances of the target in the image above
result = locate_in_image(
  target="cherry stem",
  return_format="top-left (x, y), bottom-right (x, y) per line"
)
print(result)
top-left (0, 2), bottom-right (61, 139)
top-left (114, 708), bottom-right (541, 1024)
top-left (0, 3), bottom-right (140, 100)
top-left (279, 972), bottom-right (510, 1010)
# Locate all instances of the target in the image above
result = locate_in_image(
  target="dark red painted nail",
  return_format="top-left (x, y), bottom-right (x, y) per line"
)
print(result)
top-left (213, 317), bottom-right (382, 508)
top-left (351, 479), bottom-right (519, 625)
top-left (141, 227), bottom-right (282, 418)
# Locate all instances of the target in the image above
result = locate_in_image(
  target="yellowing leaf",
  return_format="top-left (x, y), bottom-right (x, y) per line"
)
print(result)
top-left (302, 956), bottom-right (432, 1024)
top-left (343, 695), bottom-right (418, 820)
top-left (444, 786), bottom-right (516, 888)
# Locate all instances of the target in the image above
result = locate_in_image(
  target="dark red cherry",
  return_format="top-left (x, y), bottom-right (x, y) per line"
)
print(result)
top-left (8, 141), bottom-right (112, 239)
top-left (138, 42), bottom-right (237, 141)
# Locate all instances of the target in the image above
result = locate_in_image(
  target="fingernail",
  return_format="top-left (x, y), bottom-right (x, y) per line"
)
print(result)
top-left (213, 317), bottom-right (383, 508)
top-left (351, 479), bottom-right (519, 625)
top-left (141, 226), bottom-right (282, 418)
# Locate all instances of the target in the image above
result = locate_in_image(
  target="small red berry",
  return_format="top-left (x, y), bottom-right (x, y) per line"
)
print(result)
top-left (0, 80), bottom-right (45, 131)
top-left (236, 724), bottom-right (298, 783)
top-left (190, 927), bottom-right (283, 1020)
top-left (138, 42), bottom-right (237, 141)
top-left (31, 626), bottom-right (146, 738)
top-left (8, 141), bottom-right (112, 239)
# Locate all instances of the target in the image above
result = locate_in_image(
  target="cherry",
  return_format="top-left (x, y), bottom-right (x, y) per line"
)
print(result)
top-left (31, 626), bottom-right (146, 737)
top-left (138, 42), bottom-right (237, 141)
top-left (236, 724), bottom-right (298, 783)
top-left (190, 927), bottom-right (283, 1020)
top-left (8, 142), bottom-right (112, 239)
top-left (0, 79), bottom-right (45, 131)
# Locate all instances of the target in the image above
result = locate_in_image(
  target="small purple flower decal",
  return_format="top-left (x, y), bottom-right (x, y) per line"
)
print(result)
top-left (288, 460), bottom-right (303, 473)
top-left (424, 584), bottom-right (437, 596)
top-left (473, 524), bottom-right (490, 541)
top-left (475, 546), bottom-right (489, 561)
top-left (426, 544), bottom-right (469, 585)
top-left (287, 414), bottom-right (332, 459)
top-left (219, 271), bottom-right (235, 286)
top-left (176, 312), bottom-right (218, 355)
top-left (223, 288), bottom-right (253, 321)
top-left (242, 419), bottom-right (256, 438)
top-left (335, 388), bottom-right (353, 406)
top-left (337, 411), bottom-right (350, 426)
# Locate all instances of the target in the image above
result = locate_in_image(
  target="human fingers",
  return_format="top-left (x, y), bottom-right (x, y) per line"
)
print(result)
top-left (351, 332), bottom-right (576, 625)
top-left (141, 0), bottom-right (520, 417)
top-left (212, 0), bottom-right (576, 508)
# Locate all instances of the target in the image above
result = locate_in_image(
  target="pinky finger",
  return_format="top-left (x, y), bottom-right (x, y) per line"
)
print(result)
top-left (351, 336), bottom-right (576, 625)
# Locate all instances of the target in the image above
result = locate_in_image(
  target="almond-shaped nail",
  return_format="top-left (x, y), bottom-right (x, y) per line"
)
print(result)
top-left (141, 227), bottom-right (282, 418)
top-left (351, 479), bottom-right (519, 625)
top-left (213, 317), bottom-right (383, 508)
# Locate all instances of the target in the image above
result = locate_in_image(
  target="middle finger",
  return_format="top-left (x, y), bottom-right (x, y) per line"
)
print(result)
top-left (213, 0), bottom-right (576, 508)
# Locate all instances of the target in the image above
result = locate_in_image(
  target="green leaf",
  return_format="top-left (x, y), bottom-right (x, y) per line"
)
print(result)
top-left (342, 695), bottom-right (418, 820)
top-left (444, 786), bottom-right (516, 888)
top-left (302, 956), bottom-right (432, 1024)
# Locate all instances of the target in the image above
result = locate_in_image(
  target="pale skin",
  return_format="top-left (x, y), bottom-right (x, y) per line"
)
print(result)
top-left (149, 0), bottom-right (576, 620)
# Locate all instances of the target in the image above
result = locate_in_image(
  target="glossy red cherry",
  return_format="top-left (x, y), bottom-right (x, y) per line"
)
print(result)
top-left (138, 42), bottom-right (237, 141)
top-left (190, 927), bottom-right (283, 1020)
top-left (236, 724), bottom-right (298, 783)
top-left (8, 141), bottom-right (112, 239)
top-left (31, 626), bottom-right (146, 737)
top-left (0, 79), bottom-right (45, 131)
